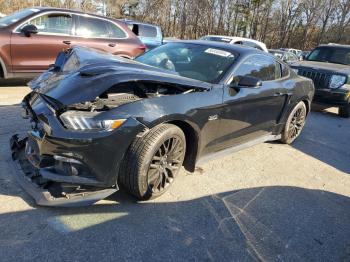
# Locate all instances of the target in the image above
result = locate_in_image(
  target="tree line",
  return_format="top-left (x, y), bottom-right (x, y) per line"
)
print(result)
top-left (1, 0), bottom-right (349, 50)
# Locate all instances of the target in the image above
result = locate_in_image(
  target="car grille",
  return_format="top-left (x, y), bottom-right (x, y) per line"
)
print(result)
top-left (298, 69), bottom-right (331, 89)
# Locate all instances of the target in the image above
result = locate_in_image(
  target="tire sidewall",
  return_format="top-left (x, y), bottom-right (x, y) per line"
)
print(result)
top-left (339, 103), bottom-right (350, 118)
top-left (282, 101), bottom-right (307, 144)
top-left (139, 125), bottom-right (186, 198)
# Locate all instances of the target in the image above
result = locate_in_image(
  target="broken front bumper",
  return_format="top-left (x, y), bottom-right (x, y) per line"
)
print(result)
top-left (9, 92), bottom-right (148, 207)
top-left (10, 135), bottom-right (117, 207)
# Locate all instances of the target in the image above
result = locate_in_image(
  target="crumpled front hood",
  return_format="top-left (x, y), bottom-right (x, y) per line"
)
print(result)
top-left (292, 60), bottom-right (350, 75)
top-left (28, 46), bottom-right (211, 106)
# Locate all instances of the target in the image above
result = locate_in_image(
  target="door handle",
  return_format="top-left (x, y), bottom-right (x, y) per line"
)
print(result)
top-left (108, 43), bottom-right (116, 47)
top-left (274, 92), bottom-right (285, 96)
top-left (63, 40), bottom-right (71, 45)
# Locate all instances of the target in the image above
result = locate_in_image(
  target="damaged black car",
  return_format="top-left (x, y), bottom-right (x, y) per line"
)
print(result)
top-left (10, 41), bottom-right (314, 206)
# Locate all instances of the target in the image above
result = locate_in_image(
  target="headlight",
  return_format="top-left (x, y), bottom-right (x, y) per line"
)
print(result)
top-left (60, 111), bottom-right (125, 131)
top-left (329, 75), bottom-right (346, 89)
top-left (291, 68), bottom-right (299, 74)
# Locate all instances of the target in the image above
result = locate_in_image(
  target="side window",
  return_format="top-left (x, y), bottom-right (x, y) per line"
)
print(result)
top-left (76, 16), bottom-right (109, 38)
top-left (281, 62), bottom-right (289, 77)
top-left (232, 55), bottom-right (277, 82)
top-left (107, 21), bottom-right (127, 38)
top-left (138, 24), bottom-right (158, 38)
top-left (20, 13), bottom-right (73, 35)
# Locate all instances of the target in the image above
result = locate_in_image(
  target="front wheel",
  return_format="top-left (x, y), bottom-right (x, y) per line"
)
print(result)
top-left (119, 124), bottom-right (186, 200)
top-left (339, 104), bottom-right (350, 118)
top-left (280, 101), bottom-right (307, 144)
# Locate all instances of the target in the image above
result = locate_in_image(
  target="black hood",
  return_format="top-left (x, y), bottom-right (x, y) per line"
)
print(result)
top-left (292, 60), bottom-right (350, 75)
top-left (28, 46), bottom-right (211, 106)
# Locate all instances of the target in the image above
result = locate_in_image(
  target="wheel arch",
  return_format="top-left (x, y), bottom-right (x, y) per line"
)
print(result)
top-left (166, 120), bottom-right (199, 172)
top-left (302, 98), bottom-right (311, 114)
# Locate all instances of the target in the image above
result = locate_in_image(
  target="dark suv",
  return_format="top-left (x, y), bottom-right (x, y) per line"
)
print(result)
top-left (291, 44), bottom-right (350, 117)
top-left (0, 7), bottom-right (145, 79)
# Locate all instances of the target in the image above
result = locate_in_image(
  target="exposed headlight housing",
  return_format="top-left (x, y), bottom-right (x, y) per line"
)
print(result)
top-left (60, 111), bottom-right (125, 131)
top-left (329, 75), bottom-right (346, 89)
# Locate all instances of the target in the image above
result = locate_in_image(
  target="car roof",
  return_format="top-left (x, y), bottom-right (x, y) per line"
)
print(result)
top-left (167, 40), bottom-right (268, 55)
top-left (319, 43), bottom-right (350, 49)
top-left (201, 35), bottom-right (268, 52)
top-left (269, 49), bottom-right (284, 53)
top-left (119, 19), bottom-right (160, 28)
top-left (204, 35), bottom-right (264, 45)
top-left (28, 6), bottom-right (112, 20)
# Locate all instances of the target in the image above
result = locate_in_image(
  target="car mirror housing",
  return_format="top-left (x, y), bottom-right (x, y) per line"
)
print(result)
top-left (233, 76), bottom-right (262, 89)
top-left (21, 24), bottom-right (38, 37)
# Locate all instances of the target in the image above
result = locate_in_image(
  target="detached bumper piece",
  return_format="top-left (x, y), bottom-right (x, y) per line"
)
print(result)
top-left (9, 134), bottom-right (117, 207)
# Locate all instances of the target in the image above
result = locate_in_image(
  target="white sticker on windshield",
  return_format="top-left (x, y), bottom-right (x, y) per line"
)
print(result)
top-left (205, 48), bottom-right (233, 57)
top-left (220, 38), bottom-right (231, 42)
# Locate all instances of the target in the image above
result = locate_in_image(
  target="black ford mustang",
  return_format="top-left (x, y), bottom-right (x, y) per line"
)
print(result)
top-left (10, 41), bottom-right (314, 206)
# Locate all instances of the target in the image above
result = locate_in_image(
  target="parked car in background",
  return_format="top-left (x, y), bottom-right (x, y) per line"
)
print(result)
top-left (280, 48), bottom-right (302, 60)
top-left (121, 19), bottom-right (163, 50)
top-left (291, 44), bottom-right (350, 118)
top-left (200, 35), bottom-right (268, 52)
top-left (11, 41), bottom-right (314, 206)
top-left (0, 7), bottom-right (145, 79)
top-left (269, 49), bottom-right (299, 64)
top-left (301, 50), bottom-right (311, 59)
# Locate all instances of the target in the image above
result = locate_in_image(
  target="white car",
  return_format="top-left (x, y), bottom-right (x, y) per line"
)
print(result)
top-left (280, 48), bottom-right (302, 57)
top-left (200, 35), bottom-right (268, 53)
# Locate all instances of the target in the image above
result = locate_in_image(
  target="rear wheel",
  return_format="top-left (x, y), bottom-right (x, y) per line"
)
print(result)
top-left (119, 124), bottom-right (186, 200)
top-left (339, 104), bottom-right (350, 118)
top-left (280, 101), bottom-right (307, 144)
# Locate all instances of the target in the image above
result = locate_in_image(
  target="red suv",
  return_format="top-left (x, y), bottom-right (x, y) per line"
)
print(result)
top-left (0, 7), bottom-right (146, 79)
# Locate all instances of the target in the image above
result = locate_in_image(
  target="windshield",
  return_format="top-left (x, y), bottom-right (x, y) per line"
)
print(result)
top-left (307, 46), bottom-right (350, 65)
top-left (0, 8), bottom-right (39, 28)
top-left (135, 43), bottom-right (236, 83)
top-left (200, 36), bottom-right (232, 43)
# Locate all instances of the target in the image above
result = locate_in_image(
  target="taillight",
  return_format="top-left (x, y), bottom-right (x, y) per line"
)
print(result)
top-left (137, 44), bottom-right (146, 52)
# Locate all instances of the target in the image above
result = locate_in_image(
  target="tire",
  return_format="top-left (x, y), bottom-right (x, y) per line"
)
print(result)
top-left (119, 124), bottom-right (186, 200)
top-left (280, 101), bottom-right (307, 144)
top-left (339, 104), bottom-right (350, 118)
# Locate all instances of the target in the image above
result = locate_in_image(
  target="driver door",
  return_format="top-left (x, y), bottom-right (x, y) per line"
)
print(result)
top-left (215, 54), bottom-right (288, 151)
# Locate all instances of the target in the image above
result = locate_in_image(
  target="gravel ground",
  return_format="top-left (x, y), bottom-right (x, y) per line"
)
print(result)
top-left (0, 85), bottom-right (349, 262)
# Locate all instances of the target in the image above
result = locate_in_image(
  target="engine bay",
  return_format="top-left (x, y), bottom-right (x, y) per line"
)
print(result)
top-left (67, 81), bottom-right (197, 111)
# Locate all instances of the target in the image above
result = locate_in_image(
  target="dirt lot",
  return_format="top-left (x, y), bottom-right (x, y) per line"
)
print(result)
top-left (0, 84), bottom-right (349, 262)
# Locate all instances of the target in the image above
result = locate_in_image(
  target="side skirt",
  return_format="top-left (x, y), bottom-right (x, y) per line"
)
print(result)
top-left (196, 134), bottom-right (281, 165)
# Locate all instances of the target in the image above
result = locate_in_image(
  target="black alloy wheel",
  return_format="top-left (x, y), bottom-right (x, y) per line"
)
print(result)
top-left (120, 124), bottom-right (186, 200)
top-left (147, 136), bottom-right (185, 194)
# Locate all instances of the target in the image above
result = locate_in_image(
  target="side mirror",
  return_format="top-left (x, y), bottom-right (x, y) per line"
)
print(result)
top-left (21, 24), bottom-right (38, 37)
top-left (235, 76), bottom-right (262, 88)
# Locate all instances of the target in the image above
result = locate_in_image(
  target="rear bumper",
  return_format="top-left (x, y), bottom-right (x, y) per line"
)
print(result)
top-left (313, 88), bottom-right (350, 106)
top-left (10, 135), bottom-right (117, 207)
